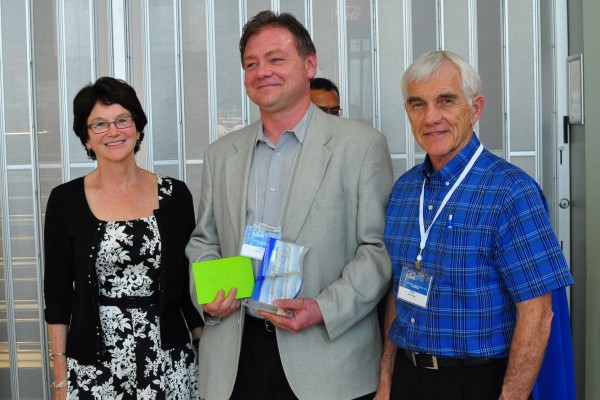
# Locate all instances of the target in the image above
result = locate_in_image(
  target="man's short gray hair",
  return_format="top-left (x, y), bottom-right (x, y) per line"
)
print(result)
top-left (401, 50), bottom-right (482, 106)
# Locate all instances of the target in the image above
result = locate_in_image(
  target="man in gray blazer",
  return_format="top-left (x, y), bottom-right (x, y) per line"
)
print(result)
top-left (186, 10), bottom-right (393, 400)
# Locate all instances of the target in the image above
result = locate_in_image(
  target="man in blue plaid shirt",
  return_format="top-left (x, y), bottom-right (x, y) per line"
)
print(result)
top-left (375, 51), bottom-right (574, 400)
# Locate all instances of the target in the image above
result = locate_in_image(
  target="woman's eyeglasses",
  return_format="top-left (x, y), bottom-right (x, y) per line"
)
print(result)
top-left (87, 115), bottom-right (134, 134)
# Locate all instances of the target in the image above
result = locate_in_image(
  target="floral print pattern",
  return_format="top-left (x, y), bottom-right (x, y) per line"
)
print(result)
top-left (66, 176), bottom-right (198, 399)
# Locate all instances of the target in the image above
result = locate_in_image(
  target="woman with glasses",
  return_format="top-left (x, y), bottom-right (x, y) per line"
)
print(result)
top-left (43, 77), bottom-right (203, 399)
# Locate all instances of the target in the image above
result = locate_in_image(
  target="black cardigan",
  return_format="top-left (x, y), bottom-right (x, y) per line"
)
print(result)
top-left (43, 176), bottom-right (203, 364)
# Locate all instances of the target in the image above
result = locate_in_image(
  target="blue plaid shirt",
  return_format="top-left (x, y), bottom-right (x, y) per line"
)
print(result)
top-left (385, 134), bottom-right (573, 359)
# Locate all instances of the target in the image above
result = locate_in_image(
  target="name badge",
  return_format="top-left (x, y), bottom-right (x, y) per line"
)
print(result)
top-left (397, 266), bottom-right (433, 308)
top-left (240, 223), bottom-right (282, 260)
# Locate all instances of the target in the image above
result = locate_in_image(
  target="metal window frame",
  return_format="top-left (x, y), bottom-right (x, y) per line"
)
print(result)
top-left (206, 0), bottom-right (218, 144)
top-left (0, 4), bottom-right (18, 397)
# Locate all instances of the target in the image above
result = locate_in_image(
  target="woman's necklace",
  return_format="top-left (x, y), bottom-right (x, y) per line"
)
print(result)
top-left (96, 170), bottom-right (140, 197)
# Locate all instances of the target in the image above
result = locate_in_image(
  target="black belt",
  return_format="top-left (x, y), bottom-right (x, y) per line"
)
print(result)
top-left (404, 350), bottom-right (503, 370)
top-left (99, 294), bottom-right (159, 308)
top-left (244, 315), bottom-right (276, 334)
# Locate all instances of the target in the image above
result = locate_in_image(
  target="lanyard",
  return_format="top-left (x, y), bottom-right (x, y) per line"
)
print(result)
top-left (416, 143), bottom-right (483, 270)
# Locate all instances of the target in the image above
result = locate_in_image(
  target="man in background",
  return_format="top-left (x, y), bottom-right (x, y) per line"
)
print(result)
top-left (310, 77), bottom-right (341, 116)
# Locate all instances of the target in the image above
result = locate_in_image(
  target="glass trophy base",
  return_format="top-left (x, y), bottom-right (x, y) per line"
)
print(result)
top-left (243, 298), bottom-right (293, 318)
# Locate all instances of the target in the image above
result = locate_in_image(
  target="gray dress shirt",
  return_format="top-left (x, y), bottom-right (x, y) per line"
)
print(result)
top-left (245, 106), bottom-right (313, 316)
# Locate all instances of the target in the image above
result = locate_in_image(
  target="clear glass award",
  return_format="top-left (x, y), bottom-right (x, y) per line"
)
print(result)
top-left (243, 238), bottom-right (306, 317)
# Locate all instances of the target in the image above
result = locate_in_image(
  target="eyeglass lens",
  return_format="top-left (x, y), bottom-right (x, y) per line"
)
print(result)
top-left (89, 116), bottom-right (133, 134)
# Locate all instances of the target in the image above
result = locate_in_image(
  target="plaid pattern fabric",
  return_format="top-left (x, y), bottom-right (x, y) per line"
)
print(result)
top-left (385, 134), bottom-right (573, 359)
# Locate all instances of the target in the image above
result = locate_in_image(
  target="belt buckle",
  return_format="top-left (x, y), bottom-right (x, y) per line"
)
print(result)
top-left (412, 352), bottom-right (439, 370)
top-left (425, 354), bottom-right (439, 370)
top-left (264, 319), bottom-right (274, 333)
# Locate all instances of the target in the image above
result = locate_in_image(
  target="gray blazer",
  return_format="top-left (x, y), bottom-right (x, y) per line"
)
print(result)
top-left (186, 109), bottom-right (393, 400)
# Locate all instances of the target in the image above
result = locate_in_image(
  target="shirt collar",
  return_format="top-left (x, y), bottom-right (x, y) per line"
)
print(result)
top-left (256, 104), bottom-right (314, 147)
top-left (421, 133), bottom-right (482, 182)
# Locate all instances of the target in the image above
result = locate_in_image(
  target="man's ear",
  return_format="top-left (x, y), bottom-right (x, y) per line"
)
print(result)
top-left (470, 94), bottom-right (485, 124)
top-left (306, 53), bottom-right (317, 80)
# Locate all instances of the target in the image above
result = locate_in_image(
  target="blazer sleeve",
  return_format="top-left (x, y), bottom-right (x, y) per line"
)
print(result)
top-left (315, 132), bottom-right (393, 340)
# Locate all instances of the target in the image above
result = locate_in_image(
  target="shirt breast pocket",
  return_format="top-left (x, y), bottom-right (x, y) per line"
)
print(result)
top-left (443, 217), bottom-right (496, 267)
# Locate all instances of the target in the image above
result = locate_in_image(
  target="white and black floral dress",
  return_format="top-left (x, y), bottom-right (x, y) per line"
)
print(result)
top-left (66, 177), bottom-right (199, 399)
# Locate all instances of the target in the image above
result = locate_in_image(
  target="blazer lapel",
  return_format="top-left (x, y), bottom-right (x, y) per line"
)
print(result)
top-left (225, 124), bottom-right (259, 245)
top-left (283, 114), bottom-right (332, 242)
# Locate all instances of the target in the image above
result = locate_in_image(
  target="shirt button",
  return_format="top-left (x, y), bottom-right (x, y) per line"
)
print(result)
top-left (270, 187), bottom-right (275, 192)
top-left (410, 318), bottom-right (415, 324)
top-left (275, 152), bottom-right (281, 157)
top-left (427, 205), bottom-right (433, 211)
top-left (445, 181), bottom-right (450, 186)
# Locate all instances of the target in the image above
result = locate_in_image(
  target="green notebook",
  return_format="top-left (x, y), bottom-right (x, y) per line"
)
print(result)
top-left (192, 256), bottom-right (255, 304)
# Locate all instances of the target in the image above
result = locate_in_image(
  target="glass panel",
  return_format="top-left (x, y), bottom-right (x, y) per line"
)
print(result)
top-left (412, 1), bottom-right (437, 59)
top-left (510, 155), bottom-right (535, 180)
top-left (2, 2), bottom-right (46, 396)
top-left (181, 1), bottom-right (208, 206)
top-left (186, 164), bottom-right (203, 217)
top-left (442, 0), bottom-right (470, 59)
top-left (7, 169), bottom-right (44, 398)
top-left (39, 168), bottom-right (63, 217)
top-left (0, 204), bottom-right (9, 399)
top-left (346, 0), bottom-right (373, 123)
top-left (95, 0), bottom-right (112, 76)
top-left (507, 1), bottom-right (536, 152)
top-left (247, 97), bottom-right (261, 127)
top-left (312, 2), bottom-right (340, 97)
top-left (477, 1), bottom-right (503, 153)
top-left (281, 0), bottom-right (306, 22)
top-left (378, 0), bottom-right (406, 158)
top-left (155, 165), bottom-right (180, 181)
top-left (247, 0), bottom-right (271, 22)
top-left (182, 0), bottom-right (209, 162)
top-left (391, 158), bottom-right (407, 181)
top-left (63, 0), bottom-right (95, 164)
top-left (148, 1), bottom-right (179, 163)
top-left (70, 166), bottom-right (95, 180)
top-left (413, 154), bottom-right (426, 168)
top-left (34, 1), bottom-right (62, 165)
top-left (215, 1), bottom-right (245, 135)
top-left (1, 0), bottom-right (32, 166)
